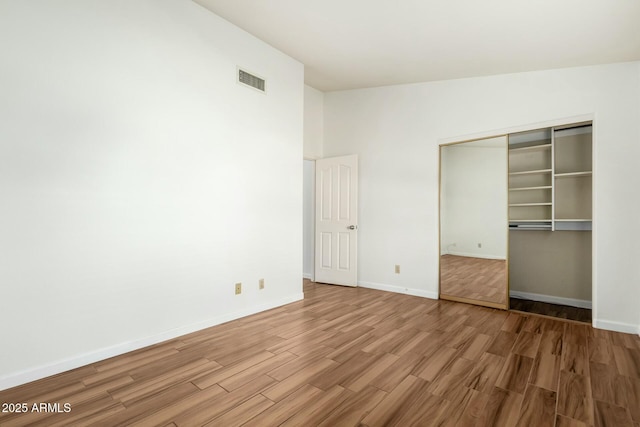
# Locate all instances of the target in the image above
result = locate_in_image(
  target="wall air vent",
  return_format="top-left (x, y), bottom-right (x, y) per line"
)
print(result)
top-left (238, 68), bottom-right (266, 93)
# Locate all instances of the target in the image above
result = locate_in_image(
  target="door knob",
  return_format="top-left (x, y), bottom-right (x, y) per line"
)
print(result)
top-left (348, 225), bottom-right (358, 230)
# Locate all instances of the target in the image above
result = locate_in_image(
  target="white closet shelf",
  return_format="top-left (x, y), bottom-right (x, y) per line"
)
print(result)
top-left (509, 169), bottom-right (552, 176)
top-left (509, 219), bottom-right (552, 222)
top-left (554, 171), bottom-right (592, 177)
top-left (555, 219), bottom-right (592, 222)
top-left (509, 203), bottom-right (552, 207)
top-left (509, 186), bottom-right (552, 191)
top-left (508, 143), bottom-right (552, 152)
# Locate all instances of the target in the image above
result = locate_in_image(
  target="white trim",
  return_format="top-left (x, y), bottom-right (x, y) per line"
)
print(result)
top-left (443, 251), bottom-right (506, 260)
top-left (593, 318), bottom-right (640, 335)
top-left (358, 280), bottom-right (438, 300)
top-left (510, 290), bottom-right (592, 309)
top-left (0, 293), bottom-right (303, 392)
top-left (591, 116), bottom-right (598, 326)
top-left (302, 273), bottom-right (314, 280)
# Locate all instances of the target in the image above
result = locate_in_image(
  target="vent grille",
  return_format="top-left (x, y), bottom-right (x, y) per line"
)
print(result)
top-left (238, 69), bottom-right (265, 92)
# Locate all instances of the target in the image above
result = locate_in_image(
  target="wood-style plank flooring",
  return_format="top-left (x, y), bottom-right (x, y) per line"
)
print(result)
top-left (1, 279), bottom-right (639, 426)
top-left (440, 255), bottom-right (507, 305)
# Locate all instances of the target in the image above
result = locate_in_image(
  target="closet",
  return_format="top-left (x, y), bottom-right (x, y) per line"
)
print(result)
top-left (439, 121), bottom-right (593, 321)
top-left (508, 123), bottom-right (592, 320)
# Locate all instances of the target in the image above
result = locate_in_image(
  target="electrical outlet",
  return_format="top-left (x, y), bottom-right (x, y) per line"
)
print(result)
top-left (259, 278), bottom-right (264, 290)
top-left (235, 283), bottom-right (242, 295)
top-left (395, 265), bottom-right (400, 274)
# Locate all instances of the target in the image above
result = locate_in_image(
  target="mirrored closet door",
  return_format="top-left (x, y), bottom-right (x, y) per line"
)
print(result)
top-left (439, 136), bottom-right (509, 310)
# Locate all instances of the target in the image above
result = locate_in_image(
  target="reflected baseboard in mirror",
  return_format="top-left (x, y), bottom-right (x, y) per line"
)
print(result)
top-left (440, 254), bottom-right (508, 309)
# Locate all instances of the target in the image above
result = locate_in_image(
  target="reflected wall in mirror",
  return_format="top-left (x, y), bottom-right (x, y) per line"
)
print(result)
top-left (439, 136), bottom-right (509, 309)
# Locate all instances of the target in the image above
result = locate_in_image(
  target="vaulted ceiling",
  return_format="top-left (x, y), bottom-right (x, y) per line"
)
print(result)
top-left (194, 0), bottom-right (640, 92)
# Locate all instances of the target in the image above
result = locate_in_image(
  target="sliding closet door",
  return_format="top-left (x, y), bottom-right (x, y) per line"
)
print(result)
top-left (439, 136), bottom-right (509, 310)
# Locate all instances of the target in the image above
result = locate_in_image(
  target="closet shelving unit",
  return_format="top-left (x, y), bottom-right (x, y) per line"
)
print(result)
top-left (553, 124), bottom-right (593, 230)
top-left (508, 123), bottom-right (592, 231)
top-left (508, 133), bottom-right (554, 230)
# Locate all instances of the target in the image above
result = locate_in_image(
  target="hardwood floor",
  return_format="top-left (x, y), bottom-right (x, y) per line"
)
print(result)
top-left (1, 279), bottom-right (639, 426)
top-left (440, 254), bottom-right (508, 305)
top-left (510, 297), bottom-right (592, 323)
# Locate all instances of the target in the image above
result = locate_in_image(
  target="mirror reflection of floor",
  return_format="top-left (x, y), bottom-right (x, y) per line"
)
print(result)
top-left (440, 254), bottom-right (507, 305)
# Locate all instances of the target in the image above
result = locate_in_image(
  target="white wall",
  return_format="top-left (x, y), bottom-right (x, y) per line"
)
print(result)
top-left (304, 85), bottom-right (324, 159)
top-left (323, 62), bottom-right (640, 333)
top-left (509, 231), bottom-right (592, 304)
top-left (440, 138), bottom-right (508, 259)
top-left (0, 0), bottom-right (303, 390)
top-left (303, 160), bottom-right (315, 279)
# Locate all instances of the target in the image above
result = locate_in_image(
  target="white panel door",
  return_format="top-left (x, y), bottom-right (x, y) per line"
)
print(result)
top-left (314, 155), bottom-right (358, 286)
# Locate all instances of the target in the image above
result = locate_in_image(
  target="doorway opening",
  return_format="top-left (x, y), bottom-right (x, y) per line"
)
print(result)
top-left (303, 159), bottom-right (315, 282)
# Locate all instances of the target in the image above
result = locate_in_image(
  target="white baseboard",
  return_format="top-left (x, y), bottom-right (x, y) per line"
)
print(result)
top-left (302, 273), bottom-right (314, 280)
top-left (509, 290), bottom-right (592, 309)
top-left (444, 251), bottom-right (506, 260)
top-left (593, 318), bottom-right (640, 335)
top-left (0, 293), bottom-right (304, 392)
top-left (358, 280), bottom-right (438, 300)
